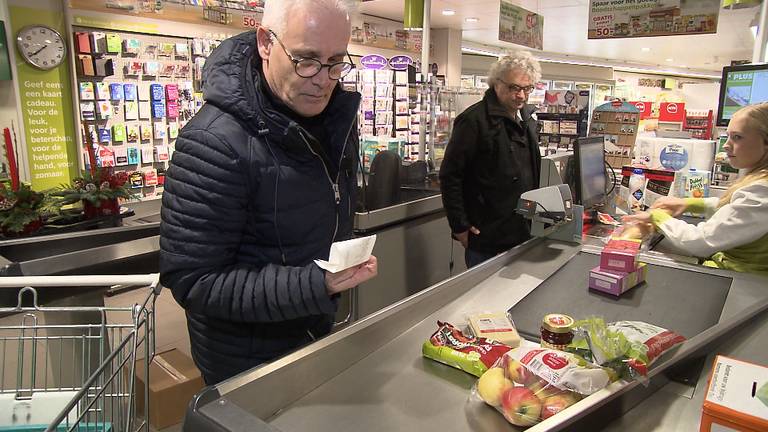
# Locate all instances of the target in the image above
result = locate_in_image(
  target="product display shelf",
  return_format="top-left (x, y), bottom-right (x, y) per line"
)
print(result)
top-left (72, 26), bottom-right (201, 200)
top-left (537, 90), bottom-right (591, 153)
top-left (683, 109), bottom-right (714, 140)
top-left (590, 101), bottom-right (640, 168)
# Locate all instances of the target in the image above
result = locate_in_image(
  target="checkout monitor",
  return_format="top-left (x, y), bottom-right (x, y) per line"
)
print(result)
top-left (573, 136), bottom-right (607, 210)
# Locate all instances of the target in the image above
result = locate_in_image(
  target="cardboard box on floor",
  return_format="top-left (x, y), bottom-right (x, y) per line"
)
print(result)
top-left (135, 348), bottom-right (204, 430)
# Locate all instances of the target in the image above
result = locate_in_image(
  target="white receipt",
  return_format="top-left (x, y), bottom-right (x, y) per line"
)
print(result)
top-left (314, 235), bottom-right (377, 273)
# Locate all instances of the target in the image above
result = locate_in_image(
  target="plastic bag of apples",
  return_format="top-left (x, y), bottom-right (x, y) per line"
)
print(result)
top-left (472, 346), bottom-right (612, 427)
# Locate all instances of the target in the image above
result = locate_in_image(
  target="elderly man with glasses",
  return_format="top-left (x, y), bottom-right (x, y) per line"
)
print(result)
top-left (439, 51), bottom-right (543, 268)
top-left (159, 0), bottom-right (377, 385)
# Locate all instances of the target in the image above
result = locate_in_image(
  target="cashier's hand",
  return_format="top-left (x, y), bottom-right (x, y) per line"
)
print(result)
top-left (325, 256), bottom-right (378, 295)
top-left (650, 197), bottom-right (688, 217)
top-left (619, 214), bottom-right (655, 239)
top-left (454, 226), bottom-right (480, 249)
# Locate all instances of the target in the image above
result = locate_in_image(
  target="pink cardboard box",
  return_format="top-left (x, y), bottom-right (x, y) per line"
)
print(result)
top-left (589, 263), bottom-right (648, 296)
top-left (600, 246), bottom-right (639, 272)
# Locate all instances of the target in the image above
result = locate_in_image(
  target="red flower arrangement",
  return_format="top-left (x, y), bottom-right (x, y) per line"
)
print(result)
top-left (52, 128), bottom-right (135, 219)
top-left (0, 127), bottom-right (49, 235)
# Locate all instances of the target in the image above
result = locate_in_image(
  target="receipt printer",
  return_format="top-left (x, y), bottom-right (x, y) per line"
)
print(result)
top-left (517, 185), bottom-right (574, 225)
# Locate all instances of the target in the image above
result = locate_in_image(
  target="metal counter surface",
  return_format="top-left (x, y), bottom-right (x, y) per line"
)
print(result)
top-left (189, 239), bottom-right (768, 432)
top-left (354, 194), bottom-right (444, 232)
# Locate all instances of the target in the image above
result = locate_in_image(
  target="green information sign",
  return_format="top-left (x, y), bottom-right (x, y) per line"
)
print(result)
top-left (10, 6), bottom-right (78, 190)
top-left (0, 22), bottom-right (11, 80)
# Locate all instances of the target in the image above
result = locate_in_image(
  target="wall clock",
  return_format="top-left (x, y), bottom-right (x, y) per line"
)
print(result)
top-left (16, 25), bottom-right (67, 70)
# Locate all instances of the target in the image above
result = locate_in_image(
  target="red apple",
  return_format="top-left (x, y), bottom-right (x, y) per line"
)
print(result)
top-left (504, 357), bottom-right (532, 385)
top-left (501, 387), bottom-right (542, 427)
top-left (540, 391), bottom-right (580, 420)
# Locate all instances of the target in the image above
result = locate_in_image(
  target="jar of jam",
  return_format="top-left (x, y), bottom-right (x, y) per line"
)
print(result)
top-left (540, 313), bottom-right (574, 351)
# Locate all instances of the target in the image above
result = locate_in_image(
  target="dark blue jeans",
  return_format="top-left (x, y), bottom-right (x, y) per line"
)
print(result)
top-left (465, 249), bottom-right (497, 268)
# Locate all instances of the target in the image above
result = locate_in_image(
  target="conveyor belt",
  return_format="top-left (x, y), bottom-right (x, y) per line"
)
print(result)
top-left (508, 251), bottom-right (732, 341)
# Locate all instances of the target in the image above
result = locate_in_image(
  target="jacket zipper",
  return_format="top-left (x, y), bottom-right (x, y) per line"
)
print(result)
top-left (298, 114), bottom-right (357, 242)
top-left (300, 132), bottom-right (341, 241)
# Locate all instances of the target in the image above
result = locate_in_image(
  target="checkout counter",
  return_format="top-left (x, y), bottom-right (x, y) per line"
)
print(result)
top-left (339, 154), bottom-right (467, 325)
top-left (181, 187), bottom-right (768, 432)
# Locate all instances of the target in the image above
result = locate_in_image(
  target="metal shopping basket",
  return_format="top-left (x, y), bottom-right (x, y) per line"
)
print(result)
top-left (0, 274), bottom-right (161, 432)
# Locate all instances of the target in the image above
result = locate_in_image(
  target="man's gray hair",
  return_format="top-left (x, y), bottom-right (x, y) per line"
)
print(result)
top-left (488, 50), bottom-right (542, 86)
top-left (262, 0), bottom-right (358, 35)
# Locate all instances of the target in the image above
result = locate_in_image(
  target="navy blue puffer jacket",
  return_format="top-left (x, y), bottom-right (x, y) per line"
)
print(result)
top-left (159, 31), bottom-right (360, 384)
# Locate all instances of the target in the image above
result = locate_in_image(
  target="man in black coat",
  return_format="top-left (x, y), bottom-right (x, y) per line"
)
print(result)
top-left (439, 51), bottom-right (542, 267)
top-left (159, 0), bottom-right (377, 385)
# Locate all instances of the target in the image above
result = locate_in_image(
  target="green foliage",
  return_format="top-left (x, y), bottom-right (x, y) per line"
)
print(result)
top-left (52, 167), bottom-right (135, 206)
top-left (0, 182), bottom-right (50, 234)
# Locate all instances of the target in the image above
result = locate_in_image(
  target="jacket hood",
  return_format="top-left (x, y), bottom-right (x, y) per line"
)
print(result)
top-left (201, 31), bottom-right (360, 146)
top-left (201, 31), bottom-right (261, 124)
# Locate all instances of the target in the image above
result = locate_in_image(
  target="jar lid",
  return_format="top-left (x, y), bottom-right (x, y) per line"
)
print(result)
top-left (542, 314), bottom-right (574, 333)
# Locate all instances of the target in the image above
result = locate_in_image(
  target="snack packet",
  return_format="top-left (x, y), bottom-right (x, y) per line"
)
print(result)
top-left (422, 321), bottom-right (512, 377)
top-left (471, 347), bottom-right (610, 427)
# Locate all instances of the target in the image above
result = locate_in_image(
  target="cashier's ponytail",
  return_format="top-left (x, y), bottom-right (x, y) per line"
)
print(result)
top-left (718, 103), bottom-right (768, 208)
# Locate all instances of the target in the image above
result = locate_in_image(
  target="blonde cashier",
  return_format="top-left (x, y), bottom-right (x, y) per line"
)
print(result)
top-left (623, 103), bottom-right (768, 275)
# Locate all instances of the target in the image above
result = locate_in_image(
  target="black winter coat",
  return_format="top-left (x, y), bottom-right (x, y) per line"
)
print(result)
top-left (439, 89), bottom-right (541, 254)
top-left (159, 31), bottom-right (360, 384)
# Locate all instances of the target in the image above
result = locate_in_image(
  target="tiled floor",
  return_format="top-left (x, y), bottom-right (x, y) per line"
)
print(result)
top-left (0, 285), bottom-right (192, 432)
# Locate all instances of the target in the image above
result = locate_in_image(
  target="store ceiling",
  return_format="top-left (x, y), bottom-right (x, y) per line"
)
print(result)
top-left (359, 0), bottom-right (759, 73)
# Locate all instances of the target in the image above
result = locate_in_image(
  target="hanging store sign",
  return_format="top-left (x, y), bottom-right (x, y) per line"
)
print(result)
top-left (389, 55), bottom-right (413, 70)
top-left (360, 54), bottom-right (388, 70)
top-left (11, 6), bottom-right (78, 190)
top-left (630, 101), bottom-right (653, 119)
top-left (498, 0), bottom-right (543, 50)
top-left (659, 102), bottom-right (686, 122)
top-left (242, 14), bottom-right (260, 29)
top-left (588, 0), bottom-right (720, 39)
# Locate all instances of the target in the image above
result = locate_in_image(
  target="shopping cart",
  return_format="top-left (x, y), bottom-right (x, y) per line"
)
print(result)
top-left (0, 274), bottom-right (161, 432)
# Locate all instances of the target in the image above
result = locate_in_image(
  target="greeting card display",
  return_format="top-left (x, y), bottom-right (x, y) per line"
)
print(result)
top-left (124, 83), bottom-right (137, 101)
top-left (91, 32), bottom-right (106, 53)
top-left (126, 125), bottom-right (140, 143)
top-left (96, 82), bottom-right (109, 100)
top-left (123, 38), bottom-right (141, 54)
top-left (143, 168), bottom-right (158, 186)
top-left (99, 127), bottom-right (112, 144)
top-left (129, 171), bottom-right (144, 188)
top-left (106, 33), bottom-right (122, 53)
top-left (79, 82), bottom-right (95, 100)
top-left (153, 122), bottom-right (166, 139)
top-left (114, 146), bottom-right (129, 166)
top-left (152, 102), bottom-right (166, 119)
top-left (144, 61), bottom-right (160, 76)
top-left (140, 124), bottom-right (153, 141)
top-left (150, 84), bottom-right (165, 101)
top-left (109, 83), bottom-right (124, 100)
top-left (80, 102), bottom-right (96, 120)
top-left (124, 102), bottom-right (139, 120)
top-left (97, 101), bottom-right (112, 120)
top-left (127, 146), bottom-right (141, 164)
top-left (155, 145), bottom-right (170, 162)
top-left (141, 146), bottom-right (154, 162)
top-left (112, 124), bottom-right (126, 142)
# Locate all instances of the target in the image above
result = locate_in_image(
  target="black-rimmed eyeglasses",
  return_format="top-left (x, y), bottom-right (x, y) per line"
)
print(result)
top-left (498, 79), bottom-right (535, 95)
top-left (269, 30), bottom-right (355, 80)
